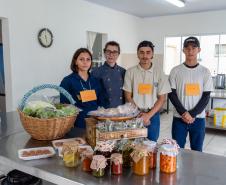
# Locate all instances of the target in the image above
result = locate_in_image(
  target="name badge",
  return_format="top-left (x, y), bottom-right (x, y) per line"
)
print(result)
top-left (80, 90), bottom-right (97, 102)
top-left (185, 83), bottom-right (200, 96)
top-left (138, 84), bottom-right (153, 95)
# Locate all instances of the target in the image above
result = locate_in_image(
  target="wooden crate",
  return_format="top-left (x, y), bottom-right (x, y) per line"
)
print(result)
top-left (85, 117), bottom-right (147, 147)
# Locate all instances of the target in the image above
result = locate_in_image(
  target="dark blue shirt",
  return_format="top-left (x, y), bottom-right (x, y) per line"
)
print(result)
top-left (92, 62), bottom-right (126, 108)
top-left (60, 72), bottom-right (103, 128)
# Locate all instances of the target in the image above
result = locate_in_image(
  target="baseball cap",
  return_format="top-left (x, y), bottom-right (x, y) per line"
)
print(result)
top-left (137, 40), bottom-right (155, 51)
top-left (183, 37), bottom-right (200, 48)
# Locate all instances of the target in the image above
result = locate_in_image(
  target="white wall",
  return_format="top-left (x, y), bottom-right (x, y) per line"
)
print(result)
top-left (0, 0), bottom-right (142, 111)
top-left (142, 10), bottom-right (226, 54)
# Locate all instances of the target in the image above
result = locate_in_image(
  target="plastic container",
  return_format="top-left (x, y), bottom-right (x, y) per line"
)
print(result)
top-left (90, 155), bottom-right (107, 177)
top-left (81, 150), bottom-right (93, 172)
top-left (62, 141), bottom-right (79, 167)
top-left (111, 153), bottom-right (123, 175)
top-left (159, 144), bottom-right (178, 173)
top-left (131, 145), bottom-right (150, 175)
top-left (214, 108), bottom-right (226, 127)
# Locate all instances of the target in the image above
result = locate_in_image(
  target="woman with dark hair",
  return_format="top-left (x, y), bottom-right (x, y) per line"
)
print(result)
top-left (60, 48), bottom-right (103, 131)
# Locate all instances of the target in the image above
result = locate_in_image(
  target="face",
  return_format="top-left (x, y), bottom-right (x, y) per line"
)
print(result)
top-left (183, 44), bottom-right (201, 61)
top-left (137, 47), bottom-right (153, 65)
top-left (104, 45), bottom-right (119, 65)
top-left (75, 52), bottom-right (92, 72)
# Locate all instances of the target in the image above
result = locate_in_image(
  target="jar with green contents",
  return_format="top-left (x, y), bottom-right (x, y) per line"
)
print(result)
top-left (121, 141), bottom-right (134, 168)
top-left (90, 155), bottom-right (107, 177)
top-left (62, 141), bottom-right (79, 168)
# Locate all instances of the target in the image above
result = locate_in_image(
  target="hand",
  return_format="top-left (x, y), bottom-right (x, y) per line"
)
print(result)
top-left (138, 112), bottom-right (151, 126)
top-left (182, 112), bottom-right (195, 124)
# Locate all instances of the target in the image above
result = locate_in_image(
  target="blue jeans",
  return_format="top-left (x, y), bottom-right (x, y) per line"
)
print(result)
top-left (172, 117), bottom-right (205, 152)
top-left (147, 112), bottom-right (160, 142)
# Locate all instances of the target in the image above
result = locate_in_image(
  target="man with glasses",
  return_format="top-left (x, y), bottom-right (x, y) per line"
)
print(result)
top-left (123, 40), bottom-right (171, 141)
top-left (92, 41), bottom-right (126, 108)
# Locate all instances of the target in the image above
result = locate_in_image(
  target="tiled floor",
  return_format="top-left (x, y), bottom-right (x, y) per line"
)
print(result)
top-left (160, 111), bottom-right (226, 157)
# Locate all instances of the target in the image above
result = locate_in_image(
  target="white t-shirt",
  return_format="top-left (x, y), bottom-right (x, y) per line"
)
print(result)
top-left (123, 64), bottom-right (171, 109)
top-left (169, 63), bottom-right (213, 118)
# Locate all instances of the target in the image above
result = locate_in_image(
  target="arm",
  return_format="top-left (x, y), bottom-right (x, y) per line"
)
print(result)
top-left (124, 90), bottom-right (136, 106)
top-left (140, 94), bottom-right (166, 125)
top-left (60, 79), bottom-right (71, 104)
top-left (188, 91), bottom-right (211, 117)
top-left (168, 89), bottom-right (187, 115)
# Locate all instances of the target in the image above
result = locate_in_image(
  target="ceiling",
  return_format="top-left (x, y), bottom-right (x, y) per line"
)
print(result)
top-left (84, 0), bottom-right (226, 18)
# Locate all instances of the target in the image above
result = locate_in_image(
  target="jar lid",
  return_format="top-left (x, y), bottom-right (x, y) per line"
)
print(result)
top-left (95, 141), bottom-right (115, 152)
top-left (90, 155), bottom-right (107, 170)
top-left (81, 150), bottom-right (93, 160)
top-left (111, 153), bottom-right (123, 164)
top-left (159, 144), bottom-right (179, 156)
top-left (130, 145), bottom-right (149, 163)
top-left (143, 140), bottom-right (157, 152)
top-left (62, 141), bottom-right (79, 154)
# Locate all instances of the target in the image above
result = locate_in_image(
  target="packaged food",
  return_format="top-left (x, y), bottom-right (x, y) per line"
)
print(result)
top-left (52, 137), bottom-right (86, 149)
top-left (130, 145), bottom-right (150, 175)
top-left (18, 147), bottom-right (55, 160)
top-left (62, 141), bottom-right (79, 167)
top-left (111, 153), bottom-right (123, 175)
top-left (143, 140), bottom-right (157, 169)
top-left (81, 150), bottom-right (93, 172)
top-left (90, 155), bottom-right (107, 177)
top-left (159, 144), bottom-right (179, 173)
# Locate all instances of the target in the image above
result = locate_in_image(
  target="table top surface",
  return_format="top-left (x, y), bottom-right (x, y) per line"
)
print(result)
top-left (1, 112), bottom-right (226, 185)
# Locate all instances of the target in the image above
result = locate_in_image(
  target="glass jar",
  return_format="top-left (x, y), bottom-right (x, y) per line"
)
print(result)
top-left (122, 148), bottom-right (133, 168)
top-left (133, 156), bottom-right (149, 175)
top-left (160, 154), bottom-right (177, 173)
top-left (62, 141), bottom-right (79, 168)
top-left (143, 140), bottom-right (157, 169)
top-left (90, 155), bottom-right (107, 178)
top-left (92, 168), bottom-right (105, 177)
top-left (159, 144), bottom-right (178, 173)
top-left (131, 145), bottom-right (150, 176)
top-left (82, 151), bottom-right (93, 172)
top-left (111, 153), bottom-right (123, 175)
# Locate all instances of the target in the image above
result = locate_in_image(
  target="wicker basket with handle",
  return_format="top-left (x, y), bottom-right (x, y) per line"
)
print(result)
top-left (18, 84), bottom-right (77, 140)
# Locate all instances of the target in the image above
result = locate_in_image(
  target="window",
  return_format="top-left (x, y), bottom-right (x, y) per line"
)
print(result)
top-left (164, 34), bottom-right (226, 76)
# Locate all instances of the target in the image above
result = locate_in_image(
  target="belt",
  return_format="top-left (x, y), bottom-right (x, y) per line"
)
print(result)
top-left (139, 108), bottom-right (151, 113)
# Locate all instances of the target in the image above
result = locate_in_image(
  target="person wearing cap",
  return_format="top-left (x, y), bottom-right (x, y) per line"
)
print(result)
top-left (92, 41), bottom-right (126, 108)
top-left (123, 40), bottom-right (171, 141)
top-left (169, 36), bottom-right (213, 152)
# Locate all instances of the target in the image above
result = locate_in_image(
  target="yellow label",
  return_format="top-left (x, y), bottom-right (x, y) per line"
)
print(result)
top-left (80, 90), bottom-right (97, 102)
top-left (138, 84), bottom-right (153, 95)
top-left (185, 83), bottom-right (200, 96)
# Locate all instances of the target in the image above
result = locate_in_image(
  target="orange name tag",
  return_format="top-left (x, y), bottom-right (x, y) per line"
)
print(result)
top-left (185, 83), bottom-right (200, 96)
top-left (138, 84), bottom-right (153, 95)
top-left (80, 90), bottom-right (97, 102)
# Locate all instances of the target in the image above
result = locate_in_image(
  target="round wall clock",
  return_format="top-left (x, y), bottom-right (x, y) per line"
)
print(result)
top-left (38, 28), bottom-right (53, 48)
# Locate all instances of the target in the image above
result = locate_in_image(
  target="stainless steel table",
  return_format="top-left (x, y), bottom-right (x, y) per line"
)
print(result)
top-left (1, 112), bottom-right (226, 185)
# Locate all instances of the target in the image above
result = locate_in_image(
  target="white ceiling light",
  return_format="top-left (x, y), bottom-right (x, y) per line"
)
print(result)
top-left (165, 0), bottom-right (185, 8)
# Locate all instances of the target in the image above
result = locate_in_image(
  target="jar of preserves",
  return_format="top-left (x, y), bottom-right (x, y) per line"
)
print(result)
top-left (90, 155), bottom-right (107, 177)
top-left (130, 145), bottom-right (150, 175)
top-left (143, 140), bottom-right (157, 169)
top-left (81, 150), bottom-right (93, 172)
top-left (62, 141), bottom-right (79, 168)
top-left (159, 144), bottom-right (179, 173)
top-left (120, 141), bottom-right (134, 168)
top-left (111, 153), bottom-right (123, 175)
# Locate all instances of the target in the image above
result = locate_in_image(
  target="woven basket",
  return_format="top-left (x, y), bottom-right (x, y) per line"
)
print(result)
top-left (18, 84), bottom-right (77, 140)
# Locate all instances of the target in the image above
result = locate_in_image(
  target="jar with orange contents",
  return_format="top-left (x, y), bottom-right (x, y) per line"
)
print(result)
top-left (81, 150), bottom-right (93, 172)
top-left (111, 153), bottom-right (123, 175)
top-left (143, 140), bottom-right (157, 169)
top-left (130, 145), bottom-right (150, 176)
top-left (159, 144), bottom-right (179, 173)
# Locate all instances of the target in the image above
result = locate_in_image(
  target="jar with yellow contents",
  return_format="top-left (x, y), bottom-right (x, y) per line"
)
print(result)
top-left (130, 145), bottom-right (150, 176)
top-left (159, 144), bottom-right (179, 173)
top-left (62, 141), bottom-right (79, 168)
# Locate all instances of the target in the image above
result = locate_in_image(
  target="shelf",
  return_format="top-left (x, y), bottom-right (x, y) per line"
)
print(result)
top-left (205, 117), bottom-right (226, 131)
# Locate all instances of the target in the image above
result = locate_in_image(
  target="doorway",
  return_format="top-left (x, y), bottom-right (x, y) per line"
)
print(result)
top-left (0, 19), bottom-right (6, 112)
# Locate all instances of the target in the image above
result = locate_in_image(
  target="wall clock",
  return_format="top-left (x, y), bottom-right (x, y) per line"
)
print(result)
top-left (38, 28), bottom-right (53, 48)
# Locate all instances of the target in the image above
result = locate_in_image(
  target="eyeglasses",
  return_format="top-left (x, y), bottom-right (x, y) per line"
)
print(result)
top-left (104, 50), bottom-right (119, 56)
